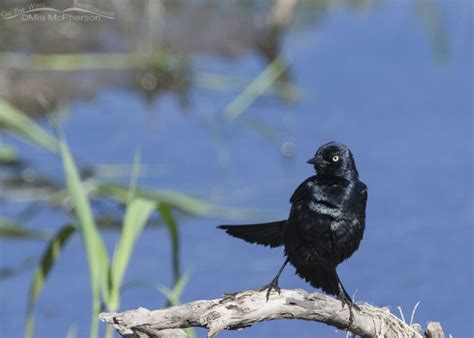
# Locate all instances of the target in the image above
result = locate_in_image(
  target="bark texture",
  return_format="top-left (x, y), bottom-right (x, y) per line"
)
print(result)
top-left (100, 288), bottom-right (447, 338)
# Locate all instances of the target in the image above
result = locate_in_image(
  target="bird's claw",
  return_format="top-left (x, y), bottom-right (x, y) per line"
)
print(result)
top-left (259, 279), bottom-right (280, 302)
top-left (337, 294), bottom-right (359, 326)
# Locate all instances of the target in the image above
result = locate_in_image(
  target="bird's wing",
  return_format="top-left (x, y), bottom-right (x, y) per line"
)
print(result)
top-left (290, 175), bottom-right (317, 204)
top-left (217, 220), bottom-right (286, 248)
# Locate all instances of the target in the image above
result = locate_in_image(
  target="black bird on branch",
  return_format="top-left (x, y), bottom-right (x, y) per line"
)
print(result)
top-left (218, 142), bottom-right (367, 321)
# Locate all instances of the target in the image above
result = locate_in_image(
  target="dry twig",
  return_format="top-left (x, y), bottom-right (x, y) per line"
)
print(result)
top-left (100, 288), bottom-right (446, 338)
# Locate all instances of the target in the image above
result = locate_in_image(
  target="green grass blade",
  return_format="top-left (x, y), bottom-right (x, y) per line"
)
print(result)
top-left (57, 131), bottom-right (109, 338)
top-left (0, 52), bottom-right (177, 71)
top-left (0, 219), bottom-right (49, 239)
top-left (156, 272), bottom-right (195, 338)
top-left (158, 204), bottom-right (180, 284)
top-left (106, 149), bottom-right (144, 338)
top-left (224, 57), bottom-right (288, 120)
top-left (0, 142), bottom-right (19, 165)
top-left (109, 198), bottom-right (155, 310)
top-left (156, 272), bottom-right (190, 306)
top-left (24, 224), bottom-right (75, 338)
top-left (0, 99), bottom-right (57, 152)
top-left (93, 182), bottom-right (266, 219)
top-left (195, 72), bottom-right (300, 101)
top-left (126, 148), bottom-right (141, 205)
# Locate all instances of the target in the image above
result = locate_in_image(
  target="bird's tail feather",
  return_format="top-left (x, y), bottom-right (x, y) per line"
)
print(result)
top-left (217, 220), bottom-right (285, 248)
top-left (294, 265), bottom-right (353, 302)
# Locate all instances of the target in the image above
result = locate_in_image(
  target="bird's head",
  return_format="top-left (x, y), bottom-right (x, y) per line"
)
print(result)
top-left (307, 142), bottom-right (358, 179)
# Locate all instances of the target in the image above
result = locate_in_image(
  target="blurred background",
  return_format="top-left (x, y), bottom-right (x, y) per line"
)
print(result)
top-left (0, 0), bottom-right (472, 337)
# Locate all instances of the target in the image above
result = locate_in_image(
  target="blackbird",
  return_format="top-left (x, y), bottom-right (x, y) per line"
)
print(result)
top-left (218, 142), bottom-right (367, 320)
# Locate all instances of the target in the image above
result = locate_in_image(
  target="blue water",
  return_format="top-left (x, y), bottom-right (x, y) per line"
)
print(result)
top-left (1, 2), bottom-right (472, 337)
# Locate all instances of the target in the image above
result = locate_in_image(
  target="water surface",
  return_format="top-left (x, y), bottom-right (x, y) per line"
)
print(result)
top-left (0, 1), bottom-right (472, 337)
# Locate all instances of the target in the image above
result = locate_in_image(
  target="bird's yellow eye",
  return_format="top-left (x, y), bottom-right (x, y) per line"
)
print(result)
top-left (332, 155), bottom-right (339, 162)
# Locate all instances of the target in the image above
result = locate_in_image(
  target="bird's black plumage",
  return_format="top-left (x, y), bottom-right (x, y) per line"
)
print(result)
top-left (218, 142), bottom-right (367, 317)
top-left (218, 220), bottom-right (285, 248)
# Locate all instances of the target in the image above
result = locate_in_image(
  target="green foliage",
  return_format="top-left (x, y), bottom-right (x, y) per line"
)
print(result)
top-left (0, 99), bottom-right (57, 152)
top-left (93, 182), bottom-right (262, 219)
top-left (109, 198), bottom-right (155, 311)
top-left (138, 273), bottom-right (194, 338)
top-left (0, 107), bottom-right (251, 338)
top-left (195, 71), bottom-right (300, 101)
top-left (156, 272), bottom-right (190, 306)
top-left (0, 219), bottom-right (49, 239)
top-left (158, 204), bottom-right (181, 284)
top-left (224, 57), bottom-right (288, 120)
top-left (157, 273), bottom-right (195, 338)
top-left (0, 143), bottom-right (19, 165)
top-left (9, 120), bottom-right (253, 337)
top-left (24, 225), bottom-right (76, 338)
top-left (0, 52), bottom-right (177, 71)
top-left (57, 130), bottom-right (110, 338)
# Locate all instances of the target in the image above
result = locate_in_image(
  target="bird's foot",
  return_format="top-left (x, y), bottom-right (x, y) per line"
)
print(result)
top-left (337, 294), bottom-right (359, 326)
top-left (258, 278), bottom-right (281, 302)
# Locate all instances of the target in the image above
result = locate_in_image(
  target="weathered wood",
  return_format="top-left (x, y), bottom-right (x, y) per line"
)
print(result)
top-left (426, 322), bottom-right (445, 338)
top-left (99, 288), bottom-right (445, 338)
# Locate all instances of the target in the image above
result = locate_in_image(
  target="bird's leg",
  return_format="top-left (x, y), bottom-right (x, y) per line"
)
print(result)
top-left (336, 282), bottom-right (359, 326)
top-left (259, 259), bottom-right (289, 302)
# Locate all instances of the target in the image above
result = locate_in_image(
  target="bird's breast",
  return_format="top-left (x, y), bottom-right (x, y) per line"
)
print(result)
top-left (308, 200), bottom-right (342, 218)
top-left (283, 177), bottom-right (366, 267)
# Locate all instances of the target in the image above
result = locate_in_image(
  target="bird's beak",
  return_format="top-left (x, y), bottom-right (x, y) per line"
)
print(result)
top-left (307, 157), bottom-right (318, 165)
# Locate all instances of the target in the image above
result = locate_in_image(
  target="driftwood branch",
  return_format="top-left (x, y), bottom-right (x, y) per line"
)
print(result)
top-left (99, 289), bottom-right (446, 338)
